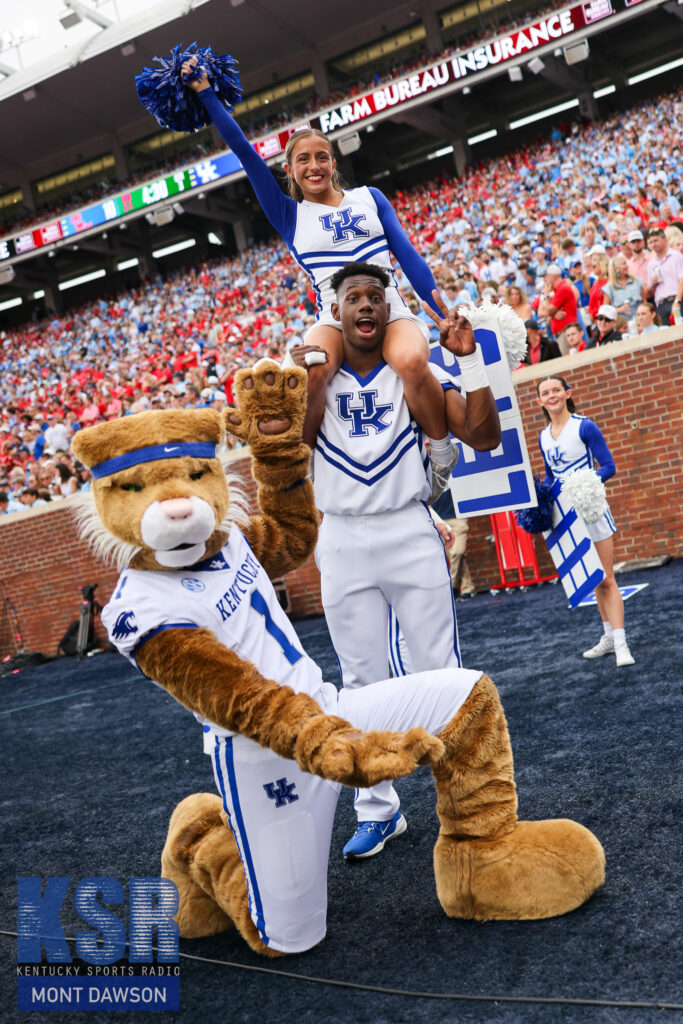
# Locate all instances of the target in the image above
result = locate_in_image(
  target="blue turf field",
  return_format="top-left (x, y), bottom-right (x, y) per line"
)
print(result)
top-left (1, 560), bottom-right (681, 1023)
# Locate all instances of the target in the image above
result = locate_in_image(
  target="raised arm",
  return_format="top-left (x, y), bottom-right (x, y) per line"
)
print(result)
top-left (444, 384), bottom-right (500, 452)
top-left (183, 58), bottom-right (296, 243)
top-left (283, 344), bottom-right (330, 448)
top-left (224, 361), bottom-right (319, 576)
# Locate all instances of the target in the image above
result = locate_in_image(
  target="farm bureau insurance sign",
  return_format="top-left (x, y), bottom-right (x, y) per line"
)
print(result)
top-left (316, 3), bottom-right (607, 133)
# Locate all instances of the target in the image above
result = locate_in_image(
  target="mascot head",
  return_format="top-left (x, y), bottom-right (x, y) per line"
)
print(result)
top-left (71, 408), bottom-right (248, 571)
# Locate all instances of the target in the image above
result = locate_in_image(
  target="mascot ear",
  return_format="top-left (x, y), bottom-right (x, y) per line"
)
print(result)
top-left (71, 409), bottom-right (226, 471)
top-left (71, 420), bottom-right (116, 469)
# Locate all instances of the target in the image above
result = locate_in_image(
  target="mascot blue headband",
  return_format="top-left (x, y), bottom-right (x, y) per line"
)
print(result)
top-left (90, 442), bottom-right (217, 479)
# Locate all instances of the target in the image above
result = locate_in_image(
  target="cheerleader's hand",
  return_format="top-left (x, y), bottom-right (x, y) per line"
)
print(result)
top-left (421, 290), bottom-right (476, 356)
top-left (181, 55), bottom-right (210, 92)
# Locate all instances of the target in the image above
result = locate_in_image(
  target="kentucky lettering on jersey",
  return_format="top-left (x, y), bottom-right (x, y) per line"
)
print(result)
top-left (215, 550), bottom-right (261, 621)
top-left (101, 527), bottom-right (323, 737)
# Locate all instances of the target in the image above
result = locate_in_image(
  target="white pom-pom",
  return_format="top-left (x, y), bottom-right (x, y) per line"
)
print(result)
top-left (457, 298), bottom-right (528, 369)
top-left (560, 468), bottom-right (608, 523)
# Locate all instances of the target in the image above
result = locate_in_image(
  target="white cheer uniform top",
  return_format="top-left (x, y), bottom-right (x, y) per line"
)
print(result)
top-left (312, 361), bottom-right (458, 515)
top-left (102, 527), bottom-right (322, 736)
top-left (290, 186), bottom-right (399, 312)
top-left (539, 414), bottom-right (616, 484)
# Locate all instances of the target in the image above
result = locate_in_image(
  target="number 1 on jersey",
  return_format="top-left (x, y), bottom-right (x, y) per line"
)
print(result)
top-left (250, 590), bottom-right (303, 666)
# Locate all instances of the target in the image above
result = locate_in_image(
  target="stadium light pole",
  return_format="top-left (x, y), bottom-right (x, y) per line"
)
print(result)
top-left (59, 1), bottom-right (114, 31)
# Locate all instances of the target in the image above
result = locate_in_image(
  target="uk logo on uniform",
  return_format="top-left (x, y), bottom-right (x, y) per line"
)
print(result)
top-left (263, 778), bottom-right (299, 808)
top-left (548, 446), bottom-right (568, 469)
top-left (319, 208), bottom-right (369, 243)
top-left (337, 390), bottom-right (393, 436)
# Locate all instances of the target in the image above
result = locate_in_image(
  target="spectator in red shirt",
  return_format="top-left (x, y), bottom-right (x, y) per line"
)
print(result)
top-left (588, 252), bottom-right (610, 322)
top-left (560, 322), bottom-right (587, 356)
top-left (537, 264), bottom-right (578, 338)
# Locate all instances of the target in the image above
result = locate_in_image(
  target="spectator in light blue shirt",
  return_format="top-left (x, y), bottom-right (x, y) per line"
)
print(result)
top-left (0, 490), bottom-right (22, 514)
top-left (601, 254), bottom-right (643, 319)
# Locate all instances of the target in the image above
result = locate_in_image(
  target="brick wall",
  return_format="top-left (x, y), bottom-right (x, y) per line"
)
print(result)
top-left (463, 327), bottom-right (683, 588)
top-left (1, 327), bottom-right (680, 657)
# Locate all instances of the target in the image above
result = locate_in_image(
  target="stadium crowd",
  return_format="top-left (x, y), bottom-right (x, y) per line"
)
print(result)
top-left (0, 0), bottom-right (577, 240)
top-left (1, 86), bottom-right (681, 513)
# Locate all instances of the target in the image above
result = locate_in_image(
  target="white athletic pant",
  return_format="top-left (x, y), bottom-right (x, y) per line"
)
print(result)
top-left (211, 667), bottom-right (480, 954)
top-left (388, 606), bottom-right (415, 677)
top-left (316, 503), bottom-right (461, 821)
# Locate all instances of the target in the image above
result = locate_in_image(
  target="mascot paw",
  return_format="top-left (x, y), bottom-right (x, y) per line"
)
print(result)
top-left (224, 360), bottom-right (308, 453)
top-left (434, 819), bottom-right (606, 921)
top-left (345, 727), bottom-right (446, 786)
top-left (296, 718), bottom-right (444, 787)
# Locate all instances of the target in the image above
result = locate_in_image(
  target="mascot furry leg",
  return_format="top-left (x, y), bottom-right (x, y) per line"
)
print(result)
top-left (161, 671), bottom-right (604, 952)
top-left (432, 674), bottom-right (604, 920)
top-left (161, 793), bottom-right (273, 955)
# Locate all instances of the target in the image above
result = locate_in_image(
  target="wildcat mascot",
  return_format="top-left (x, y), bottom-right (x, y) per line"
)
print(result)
top-left (71, 359), bottom-right (605, 957)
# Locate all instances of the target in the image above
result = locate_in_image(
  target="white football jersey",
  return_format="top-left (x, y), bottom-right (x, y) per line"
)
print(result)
top-left (102, 527), bottom-right (323, 735)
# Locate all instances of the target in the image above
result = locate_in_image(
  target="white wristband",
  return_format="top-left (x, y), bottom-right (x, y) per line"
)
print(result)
top-left (456, 348), bottom-right (489, 393)
top-left (304, 350), bottom-right (328, 366)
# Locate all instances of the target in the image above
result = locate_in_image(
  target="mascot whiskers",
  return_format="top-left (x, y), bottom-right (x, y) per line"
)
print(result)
top-left (72, 359), bottom-right (605, 957)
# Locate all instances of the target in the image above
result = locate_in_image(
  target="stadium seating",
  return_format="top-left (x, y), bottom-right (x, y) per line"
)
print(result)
top-left (1, 86), bottom-right (681, 504)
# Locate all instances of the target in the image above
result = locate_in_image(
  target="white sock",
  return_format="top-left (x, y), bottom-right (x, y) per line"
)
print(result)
top-left (429, 436), bottom-right (452, 464)
top-left (602, 622), bottom-right (613, 638)
top-left (612, 628), bottom-right (626, 647)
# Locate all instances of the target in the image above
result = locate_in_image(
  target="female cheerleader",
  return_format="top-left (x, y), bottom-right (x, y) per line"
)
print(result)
top-left (536, 374), bottom-right (635, 667)
top-left (181, 57), bottom-right (455, 483)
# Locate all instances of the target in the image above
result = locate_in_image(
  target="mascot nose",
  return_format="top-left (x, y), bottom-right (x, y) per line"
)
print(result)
top-left (159, 498), bottom-right (194, 521)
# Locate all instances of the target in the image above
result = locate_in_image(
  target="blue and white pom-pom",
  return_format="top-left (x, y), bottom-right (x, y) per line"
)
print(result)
top-left (135, 44), bottom-right (241, 132)
top-left (560, 468), bottom-right (608, 523)
top-left (515, 477), bottom-right (555, 533)
top-left (457, 297), bottom-right (528, 369)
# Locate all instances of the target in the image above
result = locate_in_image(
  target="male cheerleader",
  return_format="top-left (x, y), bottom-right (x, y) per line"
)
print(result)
top-left (290, 262), bottom-right (500, 859)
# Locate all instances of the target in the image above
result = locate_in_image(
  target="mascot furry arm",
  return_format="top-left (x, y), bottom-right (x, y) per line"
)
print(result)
top-left (71, 362), bottom-right (442, 786)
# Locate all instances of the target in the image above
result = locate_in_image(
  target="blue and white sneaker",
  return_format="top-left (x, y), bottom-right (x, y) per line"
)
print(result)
top-left (343, 811), bottom-right (407, 860)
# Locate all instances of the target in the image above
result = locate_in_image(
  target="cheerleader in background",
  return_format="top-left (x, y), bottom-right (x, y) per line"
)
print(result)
top-left (536, 374), bottom-right (635, 667)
